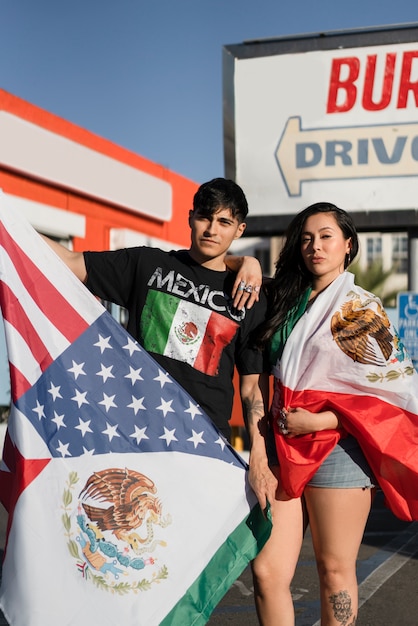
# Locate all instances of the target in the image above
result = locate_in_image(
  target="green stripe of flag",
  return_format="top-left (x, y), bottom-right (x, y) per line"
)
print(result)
top-left (141, 290), bottom-right (180, 354)
top-left (160, 503), bottom-right (272, 626)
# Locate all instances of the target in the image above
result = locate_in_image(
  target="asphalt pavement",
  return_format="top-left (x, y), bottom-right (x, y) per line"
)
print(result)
top-left (208, 491), bottom-right (418, 626)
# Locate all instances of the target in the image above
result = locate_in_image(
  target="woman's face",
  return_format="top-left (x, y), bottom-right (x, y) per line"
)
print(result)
top-left (300, 212), bottom-right (351, 285)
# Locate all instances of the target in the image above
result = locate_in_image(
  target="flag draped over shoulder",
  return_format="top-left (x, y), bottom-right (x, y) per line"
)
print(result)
top-left (271, 271), bottom-right (418, 521)
top-left (0, 192), bottom-right (271, 626)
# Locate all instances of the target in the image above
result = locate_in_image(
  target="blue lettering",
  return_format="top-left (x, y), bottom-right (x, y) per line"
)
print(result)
top-left (358, 139), bottom-right (369, 164)
top-left (411, 136), bottom-right (418, 161)
top-left (296, 143), bottom-right (322, 168)
top-left (372, 137), bottom-right (406, 164)
top-left (294, 133), bottom-right (417, 169)
top-left (325, 141), bottom-right (352, 166)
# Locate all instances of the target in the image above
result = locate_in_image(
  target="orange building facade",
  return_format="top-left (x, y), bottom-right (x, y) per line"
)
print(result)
top-left (0, 89), bottom-right (198, 251)
top-left (0, 89), bottom-right (246, 437)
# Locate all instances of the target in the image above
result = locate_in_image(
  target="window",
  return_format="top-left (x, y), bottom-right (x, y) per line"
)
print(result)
top-left (392, 235), bottom-right (408, 273)
top-left (103, 301), bottom-right (128, 328)
top-left (366, 237), bottom-right (382, 268)
top-left (255, 247), bottom-right (271, 276)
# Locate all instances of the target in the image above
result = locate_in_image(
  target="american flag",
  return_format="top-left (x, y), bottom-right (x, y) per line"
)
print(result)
top-left (0, 192), bottom-right (270, 626)
top-left (11, 299), bottom-right (242, 466)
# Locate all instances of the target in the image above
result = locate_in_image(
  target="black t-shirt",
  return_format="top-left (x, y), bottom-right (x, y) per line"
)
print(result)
top-left (84, 247), bottom-right (266, 438)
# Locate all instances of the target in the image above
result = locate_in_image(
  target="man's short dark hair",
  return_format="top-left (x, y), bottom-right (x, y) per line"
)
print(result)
top-left (192, 178), bottom-right (248, 223)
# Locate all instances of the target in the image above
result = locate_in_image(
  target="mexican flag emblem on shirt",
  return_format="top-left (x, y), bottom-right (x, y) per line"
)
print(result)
top-left (141, 290), bottom-right (238, 375)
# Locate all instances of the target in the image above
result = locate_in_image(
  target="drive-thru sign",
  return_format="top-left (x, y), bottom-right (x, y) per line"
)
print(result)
top-left (223, 24), bottom-right (418, 232)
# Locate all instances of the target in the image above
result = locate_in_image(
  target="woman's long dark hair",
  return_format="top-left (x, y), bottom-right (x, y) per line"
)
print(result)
top-left (256, 202), bottom-right (359, 347)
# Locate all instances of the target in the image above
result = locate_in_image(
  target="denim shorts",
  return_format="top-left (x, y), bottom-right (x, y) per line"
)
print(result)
top-left (308, 435), bottom-right (376, 489)
top-left (267, 430), bottom-right (375, 489)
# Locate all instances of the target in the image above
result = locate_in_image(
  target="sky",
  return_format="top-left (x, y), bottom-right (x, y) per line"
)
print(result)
top-left (1, 1), bottom-right (418, 183)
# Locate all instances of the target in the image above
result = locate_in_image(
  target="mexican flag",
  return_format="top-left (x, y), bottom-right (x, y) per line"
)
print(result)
top-left (272, 270), bottom-right (418, 521)
top-left (141, 290), bottom-right (238, 376)
top-left (0, 191), bottom-right (271, 626)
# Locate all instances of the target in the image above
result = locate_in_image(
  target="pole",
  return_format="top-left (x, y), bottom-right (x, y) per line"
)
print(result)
top-left (409, 229), bottom-right (418, 291)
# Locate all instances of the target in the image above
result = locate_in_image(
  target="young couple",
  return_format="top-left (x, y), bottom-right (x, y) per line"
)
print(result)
top-left (45, 178), bottom-right (418, 626)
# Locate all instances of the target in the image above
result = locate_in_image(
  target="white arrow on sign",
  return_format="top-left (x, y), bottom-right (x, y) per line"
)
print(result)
top-left (275, 116), bottom-right (418, 196)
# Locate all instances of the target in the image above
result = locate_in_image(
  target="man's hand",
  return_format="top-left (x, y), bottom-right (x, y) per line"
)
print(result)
top-left (240, 373), bottom-right (274, 513)
top-left (226, 256), bottom-right (263, 310)
top-left (248, 453), bottom-right (278, 514)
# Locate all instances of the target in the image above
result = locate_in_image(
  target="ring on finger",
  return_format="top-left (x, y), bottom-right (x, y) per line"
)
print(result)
top-left (278, 419), bottom-right (289, 435)
top-left (238, 280), bottom-right (246, 291)
top-left (244, 285), bottom-right (253, 293)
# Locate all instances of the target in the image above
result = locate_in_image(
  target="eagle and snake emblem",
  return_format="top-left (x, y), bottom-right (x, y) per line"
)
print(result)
top-left (79, 467), bottom-right (168, 543)
top-left (67, 467), bottom-right (172, 590)
top-left (331, 293), bottom-right (395, 366)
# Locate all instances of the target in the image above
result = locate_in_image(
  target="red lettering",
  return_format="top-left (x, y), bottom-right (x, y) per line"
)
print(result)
top-left (397, 51), bottom-right (418, 108)
top-left (326, 57), bottom-right (360, 113)
top-left (362, 53), bottom-right (396, 111)
top-left (327, 51), bottom-right (418, 113)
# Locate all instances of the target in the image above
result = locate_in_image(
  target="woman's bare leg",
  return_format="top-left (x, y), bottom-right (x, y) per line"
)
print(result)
top-left (252, 481), bottom-right (305, 626)
top-left (304, 486), bottom-right (373, 626)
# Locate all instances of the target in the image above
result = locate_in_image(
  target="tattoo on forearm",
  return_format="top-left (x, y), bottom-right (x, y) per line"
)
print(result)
top-left (329, 590), bottom-right (356, 625)
top-left (242, 398), bottom-right (265, 431)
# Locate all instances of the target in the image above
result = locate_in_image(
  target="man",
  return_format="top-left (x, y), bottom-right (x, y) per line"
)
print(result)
top-left (44, 178), bottom-right (266, 441)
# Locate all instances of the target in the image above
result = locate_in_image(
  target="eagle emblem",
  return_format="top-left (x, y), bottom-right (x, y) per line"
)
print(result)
top-left (79, 467), bottom-right (165, 542)
top-left (63, 468), bottom-right (171, 593)
top-left (175, 320), bottom-right (200, 345)
top-left (331, 293), bottom-right (394, 366)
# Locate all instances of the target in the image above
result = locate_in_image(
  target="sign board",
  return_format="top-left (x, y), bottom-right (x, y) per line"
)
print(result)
top-left (223, 24), bottom-right (418, 223)
top-left (397, 291), bottom-right (418, 367)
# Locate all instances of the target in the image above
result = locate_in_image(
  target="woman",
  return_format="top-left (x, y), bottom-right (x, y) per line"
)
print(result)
top-left (248, 202), bottom-right (418, 626)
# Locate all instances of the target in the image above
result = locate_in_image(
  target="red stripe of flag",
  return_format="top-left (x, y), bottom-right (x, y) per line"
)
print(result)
top-left (194, 313), bottom-right (238, 376)
top-left (0, 434), bottom-right (50, 557)
top-left (277, 385), bottom-right (418, 520)
top-left (8, 362), bottom-right (32, 402)
top-left (1, 432), bottom-right (17, 513)
top-left (0, 281), bottom-right (53, 371)
top-left (0, 222), bottom-right (88, 342)
top-left (1, 430), bottom-right (16, 477)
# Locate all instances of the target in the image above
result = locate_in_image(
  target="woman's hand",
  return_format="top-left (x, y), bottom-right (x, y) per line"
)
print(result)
top-left (278, 407), bottom-right (340, 438)
top-left (225, 255), bottom-right (263, 310)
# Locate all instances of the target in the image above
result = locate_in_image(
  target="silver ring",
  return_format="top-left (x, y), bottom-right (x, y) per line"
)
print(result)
top-left (237, 280), bottom-right (246, 291)
top-left (254, 286), bottom-right (260, 293)
top-left (278, 420), bottom-right (289, 435)
top-left (244, 285), bottom-right (253, 293)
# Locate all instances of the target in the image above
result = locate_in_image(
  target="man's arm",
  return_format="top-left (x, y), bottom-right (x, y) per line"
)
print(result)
top-left (41, 235), bottom-right (88, 283)
top-left (240, 373), bottom-right (277, 512)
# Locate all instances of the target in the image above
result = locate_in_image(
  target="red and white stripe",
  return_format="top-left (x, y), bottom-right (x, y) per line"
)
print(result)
top-left (0, 192), bottom-right (105, 510)
top-left (0, 194), bottom-right (103, 402)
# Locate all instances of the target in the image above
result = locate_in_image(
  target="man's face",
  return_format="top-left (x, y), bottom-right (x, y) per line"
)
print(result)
top-left (188, 206), bottom-right (246, 269)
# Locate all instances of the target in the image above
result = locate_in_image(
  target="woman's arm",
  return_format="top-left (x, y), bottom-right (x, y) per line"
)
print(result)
top-left (280, 407), bottom-right (341, 438)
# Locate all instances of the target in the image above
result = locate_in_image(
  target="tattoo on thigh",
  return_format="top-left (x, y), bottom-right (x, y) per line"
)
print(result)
top-left (329, 590), bottom-right (356, 625)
